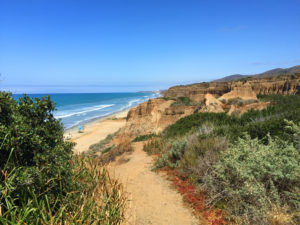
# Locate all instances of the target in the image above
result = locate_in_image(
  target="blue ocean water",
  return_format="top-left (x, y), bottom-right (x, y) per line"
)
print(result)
top-left (12, 92), bottom-right (160, 129)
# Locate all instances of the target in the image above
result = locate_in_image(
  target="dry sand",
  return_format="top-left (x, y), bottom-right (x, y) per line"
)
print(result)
top-left (67, 110), bottom-right (128, 153)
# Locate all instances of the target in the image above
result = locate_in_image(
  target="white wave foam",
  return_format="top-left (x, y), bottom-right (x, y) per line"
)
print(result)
top-left (65, 112), bottom-right (112, 129)
top-left (128, 98), bottom-right (141, 107)
top-left (55, 104), bottom-right (114, 119)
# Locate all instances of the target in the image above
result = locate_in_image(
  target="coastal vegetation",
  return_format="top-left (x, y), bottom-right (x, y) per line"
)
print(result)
top-left (132, 133), bottom-right (157, 142)
top-left (88, 129), bottom-right (120, 155)
top-left (0, 92), bottom-right (125, 224)
top-left (144, 94), bottom-right (300, 224)
top-left (170, 96), bottom-right (192, 107)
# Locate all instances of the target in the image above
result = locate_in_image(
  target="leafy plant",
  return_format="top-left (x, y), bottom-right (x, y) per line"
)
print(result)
top-left (132, 133), bottom-right (157, 142)
top-left (170, 96), bottom-right (192, 107)
top-left (205, 134), bottom-right (300, 224)
top-left (0, 92), bottom-right (126, 224)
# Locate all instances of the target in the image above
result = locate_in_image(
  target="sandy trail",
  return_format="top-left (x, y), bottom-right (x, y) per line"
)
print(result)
top-left (109, 142), bottom-right (199, 225)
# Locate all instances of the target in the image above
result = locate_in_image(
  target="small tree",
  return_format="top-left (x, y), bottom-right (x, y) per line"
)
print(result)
top-left (0, 92), bottom-right (75, 207)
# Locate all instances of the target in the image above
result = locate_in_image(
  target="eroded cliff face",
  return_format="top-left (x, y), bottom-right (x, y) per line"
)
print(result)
top-left (117, 98), bottom-right (196, 138)
top-left (164, 74), bottom-right (300, 102)
top-left (117, 74), bottom-right (300, 140)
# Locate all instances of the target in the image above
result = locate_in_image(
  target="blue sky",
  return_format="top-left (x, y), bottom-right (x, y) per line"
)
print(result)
top-left (0, 0), bottom-right (300, 93)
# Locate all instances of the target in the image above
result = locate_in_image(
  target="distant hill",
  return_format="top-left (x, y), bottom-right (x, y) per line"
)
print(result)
top-left (214, 65), bottom-right (300, 82)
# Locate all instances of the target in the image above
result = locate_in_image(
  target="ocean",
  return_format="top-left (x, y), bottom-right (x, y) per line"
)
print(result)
top-left (12, 92), bottom-right (160, 129)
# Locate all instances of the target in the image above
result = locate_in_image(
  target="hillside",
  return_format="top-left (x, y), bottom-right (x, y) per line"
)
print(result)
top-left (214, 65), bottom-right (300, 82)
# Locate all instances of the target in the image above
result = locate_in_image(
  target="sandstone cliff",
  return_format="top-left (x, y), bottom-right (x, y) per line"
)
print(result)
top-left (164, 74), bottom-right (300, 102)
top-left (117, 98), bottom-right (196, 138)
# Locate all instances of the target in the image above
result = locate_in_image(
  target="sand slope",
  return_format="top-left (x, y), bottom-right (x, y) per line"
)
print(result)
top-left (70, 118), bottom-right (126, 153)
top-left (109, 142), bottom-right (199, 225)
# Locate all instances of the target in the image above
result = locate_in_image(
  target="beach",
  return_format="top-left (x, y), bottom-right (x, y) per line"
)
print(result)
top-left (67, 109), bottom-right (129, 153)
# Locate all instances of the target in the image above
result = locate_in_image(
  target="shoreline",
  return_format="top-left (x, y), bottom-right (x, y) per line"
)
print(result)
top-left (64, 93), bottom-right (160, 154)
top-left (64, 108), bottom-right (129, 133)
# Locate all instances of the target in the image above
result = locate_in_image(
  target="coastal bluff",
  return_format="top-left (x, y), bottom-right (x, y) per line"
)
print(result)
top-left (164, 73), bottom-right (300, 101)
top-left (118, 74), bottom-right (300, 139)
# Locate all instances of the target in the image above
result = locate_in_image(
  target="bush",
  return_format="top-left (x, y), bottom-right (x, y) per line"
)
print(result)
top-left (0, 92), bottom-right (126, 224)
top-left (179, 135), bottom-right (228, 182)
top-left (132, 133), bottom-right (157, 142)
top-left (153, 139), bottom-right (186, 169)
top-left (143, 137), bottom-right (166, 155)
top-left (164, 112), bottom-right (237, 138)
top-left (170, 96), bottom-right (192, 107)
top-left (0, 92), bottom-right (74, 207)
top-left (205, 134), bottom-right (300, 224)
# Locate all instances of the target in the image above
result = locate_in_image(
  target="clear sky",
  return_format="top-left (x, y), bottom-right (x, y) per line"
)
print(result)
top-left (1, 0), bottom-right (300, 93)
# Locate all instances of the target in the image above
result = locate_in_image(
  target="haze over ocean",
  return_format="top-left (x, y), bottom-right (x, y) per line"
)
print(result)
top-left (12, 92), bottom-right (160, 129)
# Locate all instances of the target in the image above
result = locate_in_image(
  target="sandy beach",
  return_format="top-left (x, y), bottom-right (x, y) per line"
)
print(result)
top-left (67, 109), bottom-right (129, 153)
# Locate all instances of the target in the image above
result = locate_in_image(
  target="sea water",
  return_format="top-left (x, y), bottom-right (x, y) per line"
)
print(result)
top-left (12, 92), bottom-right (160, 129)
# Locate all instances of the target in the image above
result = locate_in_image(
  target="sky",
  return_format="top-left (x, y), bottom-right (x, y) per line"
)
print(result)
top-left (0, 0), bottom-right (300, 93)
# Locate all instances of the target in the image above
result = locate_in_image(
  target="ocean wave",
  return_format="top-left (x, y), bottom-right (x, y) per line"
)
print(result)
top-left (128, 98), bottom-right (142, 107)
top-left (55, 104), bottom-right (114, 119)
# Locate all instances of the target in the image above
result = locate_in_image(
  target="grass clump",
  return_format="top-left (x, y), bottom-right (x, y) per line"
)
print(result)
top-left (98, 140), bottom-right (133, 165)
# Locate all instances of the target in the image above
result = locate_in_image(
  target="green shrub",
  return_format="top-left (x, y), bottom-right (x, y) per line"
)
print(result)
top-left (170, 96), bottom-right (192, 107)
top-left (0, 92), bottom-right (126, 224)
top-left (143, 137), bottom-right (166, 155)
top-left (205, 134), bottom-right (300, 224)
top-left (154, 139), bottom-right (186, 169)
top-left (0, 92), bottom-right (74, 207)
top-left (132, 133), bottom-right (157, 142)
top-left (179, 135), bottom-right (228, 182)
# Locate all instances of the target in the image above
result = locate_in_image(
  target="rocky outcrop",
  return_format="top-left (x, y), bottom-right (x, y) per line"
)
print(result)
top-left (118, 98), bottom-right (196, 138)
top-left (219, 82), bottom-right (257, 101)
top-left (199, 94), bottom-right (224, 113)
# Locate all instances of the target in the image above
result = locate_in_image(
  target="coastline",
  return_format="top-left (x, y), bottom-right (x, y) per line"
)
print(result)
top-left (66, 108), bottom-right (130, 154)
top-left (63, 92), bottom-right (161, 154)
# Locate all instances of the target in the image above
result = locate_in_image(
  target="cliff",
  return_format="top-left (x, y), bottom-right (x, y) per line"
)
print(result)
top-left (164, 74), bottom-right (300, 102)
top-left (118, 98), bottom-right (196, 138)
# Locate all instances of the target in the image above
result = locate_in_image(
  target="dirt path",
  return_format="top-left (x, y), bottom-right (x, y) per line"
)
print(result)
top-left (109, 142), bottom-right (200, 225)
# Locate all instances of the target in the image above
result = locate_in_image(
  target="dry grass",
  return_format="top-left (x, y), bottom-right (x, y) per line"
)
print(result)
top-left (98, 140), bottom-right (134, 165)
top-left (0, 155), bottom-right (126, 224)
top-left (267, 205), bottom-right (297, 225)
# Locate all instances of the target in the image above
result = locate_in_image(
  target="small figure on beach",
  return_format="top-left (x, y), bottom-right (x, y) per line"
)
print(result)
top-left (78, 125), bottom-right (84, 133)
